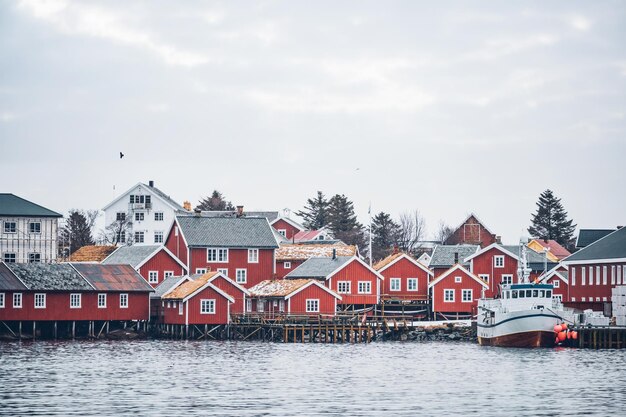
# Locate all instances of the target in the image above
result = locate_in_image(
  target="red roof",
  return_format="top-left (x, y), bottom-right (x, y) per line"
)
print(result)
top-left (293, 230), bottom-right (322, 241)
top-left (71, 263), bottom-right (154, 292)
top-left (531, 239), bottom-right (571, 260)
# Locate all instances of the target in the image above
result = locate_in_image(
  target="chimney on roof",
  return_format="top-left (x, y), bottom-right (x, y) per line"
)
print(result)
top-left (617, 226), bottom-right (623, 229)
top-left (236, 205), bottom-right (244, 218)
top-left (149, 180), bottom-right (154, 187)
top-left (194, 208), bottom-right (201, 217)
top-left (332, 248), bottom-right (337, 260)
top-left (454, 252), bottom-right (459, 264)
top-left (496, 236), bottom-right (502, 244)
top-left (183, 201), bottom-right (191, 211)
top-left (392, 245), bottom-right (399, 255)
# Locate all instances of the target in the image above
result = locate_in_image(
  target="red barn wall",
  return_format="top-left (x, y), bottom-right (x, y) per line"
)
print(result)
top-left (445, 216), bottom-right (496, 248)
top-left (210, 276), bottom-right (246, 314)
top-left (190, 248), bottom-right (274, 288)
top-left (138, 250), bottom-right (186, 288)
top-left (272, 219), bottom-right (301, 240)
top-left (288, 285), bottom-right (336, 315)
top-left (470, 248), bottom-right (517, 297)
top-left (380, 257), bottom-right (430, 301)
top-left (546, 276), bottom-right (569, 302)
top-left (165, 223), bottom-right (188, 267)
top-left (431, 270), bottom-right (485, 314)
top-left (276, 260), bottom-right (304, 279)
top-left (567, 263), bottom-right (626, 309)
top-left (185, 287), bottom-right (231, 325)
top-left (327, 260), bottom-right (380, 305)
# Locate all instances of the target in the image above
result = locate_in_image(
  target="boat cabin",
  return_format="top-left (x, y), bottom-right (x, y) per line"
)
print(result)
top-left (500, 284), bottom-right (555, 310)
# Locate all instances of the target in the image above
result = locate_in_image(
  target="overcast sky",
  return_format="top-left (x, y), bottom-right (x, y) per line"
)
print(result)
top-left (1, 0), bottom-right (625, 242)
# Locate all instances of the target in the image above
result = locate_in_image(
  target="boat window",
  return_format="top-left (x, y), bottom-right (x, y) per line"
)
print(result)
top-left (533, 290), bottom-right (539, 298)
top-left (539, 290), bottom-right (545, 298)
top-left (519, 291), bottom-right (525, 298)
top-left (526, 290), bottom-right (532, 298)
top-left (512, 290), bottom-right (518, 299)
top-left (546, 290), bottom-right (552, 298)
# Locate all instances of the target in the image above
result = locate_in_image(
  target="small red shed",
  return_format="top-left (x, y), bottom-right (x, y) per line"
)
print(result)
top-left (374, 252), bottom-right (433, 302)
top-left (102, 245), bottom-right (187, 287)
top-left (247, 279), bottom-right (341, 317)
top-left (428, 264), bottom-right (488, 318)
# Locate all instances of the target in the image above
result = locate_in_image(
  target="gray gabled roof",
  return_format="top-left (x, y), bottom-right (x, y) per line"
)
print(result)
top-left (6, 263), bottom-right (93, 291)
top-left (176, 216), bottom-right (279, 248)
top-left (197, 210), bottom-right (280, 222)
top-left (429, 245), bottom-right (478, 268)
top-left (152, 275), bottom-right (186, 299)
top-left (576, 229), bottom-right (616, 248)
top-left (565, 226), bottom-right (626, 262)
top-left (102, 245), bottom-right (161, 268)
top-left (0, 263), bottom-right (28, 291)
top-left (0, 194), bottom-right (62, 218)
top-left (143, 183), bottom-right (187, 212)
top-left (501, 245), bottom-right (557, 272)
top-left (285, 256), bottom-right (352, 279)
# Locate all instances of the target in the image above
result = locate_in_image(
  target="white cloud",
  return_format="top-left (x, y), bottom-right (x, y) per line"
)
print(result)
top-left (463, 34), bottom-right (559, 61)
top-left (18, 0), bottom-right (208, 67)
top-left (568, 15), bottom-right (592, 32)
top-left (0, 112), bottom-right (18, 122)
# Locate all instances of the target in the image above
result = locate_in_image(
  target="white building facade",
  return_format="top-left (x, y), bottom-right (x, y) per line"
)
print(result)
top-left (102, 181), bottom-right (189, 246)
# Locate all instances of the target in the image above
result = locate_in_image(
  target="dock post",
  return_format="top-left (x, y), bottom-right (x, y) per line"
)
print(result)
top-left (54, 321), bottom-right (57, 339)
top-left (72, 321), bottom-right (76, 339)
top-left (19, 321), bottom-right (22, 340)
top-left (33, 321), bottom-right (36, 340)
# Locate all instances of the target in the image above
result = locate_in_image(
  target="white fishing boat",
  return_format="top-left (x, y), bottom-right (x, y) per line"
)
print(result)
top-left (477, 239), bottom-right (564, 347)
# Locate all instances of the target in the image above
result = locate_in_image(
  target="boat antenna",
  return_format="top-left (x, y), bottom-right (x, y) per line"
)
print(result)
top-left (517, 236), bottom-right (531, 284)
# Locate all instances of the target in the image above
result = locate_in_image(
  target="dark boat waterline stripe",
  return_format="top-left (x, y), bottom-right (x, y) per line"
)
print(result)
top-left (477, 313), bottom-right (562, 328)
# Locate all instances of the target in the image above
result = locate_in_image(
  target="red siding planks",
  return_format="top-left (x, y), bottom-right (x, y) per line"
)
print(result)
top-left (271, 219), bottom-right (301, 240)
top-left (138, 248), bottom-right (186, 288)
top-left (190, 248), bottom-right (274, 288)
top-left (430, 268), bottom-right (486, 314)
top-left (379, 257), bottom-right (430, 301)
top-left (288, 284), bottom-right (337, 315)
top-left (328, 259), bottom-right (380, 305)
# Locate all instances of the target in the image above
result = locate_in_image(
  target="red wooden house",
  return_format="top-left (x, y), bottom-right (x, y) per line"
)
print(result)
top-left (465, 243), bottom-right (557, 298)
top-left (0, 262), bottom-right (153, 329)
top-left (539, 264), bottom-right (569, 303)
top-left (428, 264), bottom-right (488, 319)
top-left (161, 271), bottom-right (235, 326)
top-left (247, 279), bottom-right (341, 317)
top-left (563, 226), bottom-right (626, 311)
top-left (444, 213), bottom-right (498, 248)
top-left (429, 244), bottom-right (479, 278)
top-left (164, 215), bottom-right (279, 289)
top-left (374, 252), bottom-right (433, 302)
top-left (102, 245), bottom-right (187, 287)
top-left (270, 217), bottom-right (305, 240)
top-left (275, 243), bottom-right (358, 278)
top-left (285, 255), bottom-right (383, 309)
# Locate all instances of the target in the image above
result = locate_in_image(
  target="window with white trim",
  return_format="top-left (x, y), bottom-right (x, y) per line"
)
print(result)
top-left (13, 293), bottom-right (22, 308)
top-left (444, 289), bottom-right (455, 302)
top-left (120, 293), bottom-right (128, 308)
top-left (34, 293), bottom-right (46, 309)
top-left (179, 302), bottom-right (183, 315)
top-left (479, 274), bottom-right (489, 284)
top-left (257, 300), bottom-right (265, 312)
top-left (595, 297), bottom-right (601, 302)
top-left (29, 222), bottom-right (41, 234)
top-left (236, 269), bottom-right (247, 284)
top-left (611, 265), bottom-right (616, 285)
top-left (603, 266), bottom-right (608, 285)
top-left (134, 231), bottom-right (144, 243)
top-left (196, 268), bottom-right (207, 274)
top-left (0, 293), bottom-right (4, 308)
top-left (116, 212), bottom-right (126, 221)
top-left (582, 267), bottom-right (587, 285)
top-left (454, 276), bottom-right (462, 283)
top-left (200, 299), bottom-right (215, 314)
top-left (571, 267), bottom-right (576, 286)
top-left (98, 293), bottom-right (106, 308)
top-left (306, 299), bottom-right (319, 312)
top-left (596, 266), bottom-right (600, 285)
top-left (164, 271), bottom-right (174, 278)
top-left (571, 297), bottom-right (576, 302)
top-left (553, 279), bottom-right (560, 288)
top-left (501, 275), bottom-right (513, 285)
top-left (117, 231), bottom-right (126, 243)
top-left (134, 212), bottom-right (144, 222)
top-left (358, 281), bottom-right (371, 294)
top-left (217, 268), bottom-right (228, 276)
top-left (28, 253), bottom-right (41, 263)
top-left (70, 293), bottom-right (81, 308)
top-left (390, 278), bottom-right (401, 291)
top-left (277, 229), bottom-right (287, 237)
top-left (246, 299), bottom-right (252, 312)
top-left (4, 221), bottom-right (16, 233)
top-left (461, 289), bottom-right (472, 302)
top-left (494, 255), bottom-right (504, 268)
top-left (207, 248), bottom-right (228, 262)
top-left (617, 266), bottom-right (622, 285)
top-left (154, 212), bottom-right (164, 221)
top-left (337, 281), bottom-right (351, 294)
top-left (279, 299), bottom-right (285, 312)
top-left (284, 262), bottom-right (292, 269)
top-left (582, 297), bottom-right (586, 302)
top-left (248, 249), bottom-right (259, 263)
top-left (407, 278), bottom-right (418, 291)
top-left (148, 271), bottom-right (158, 284)
top-left (4, 253), bottom-right (16, 263)
top-left (154, 231), bottom-right (164, 243)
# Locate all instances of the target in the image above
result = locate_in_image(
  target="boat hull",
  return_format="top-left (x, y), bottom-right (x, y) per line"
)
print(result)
top-left (478, 330), bottom-right (556, 348)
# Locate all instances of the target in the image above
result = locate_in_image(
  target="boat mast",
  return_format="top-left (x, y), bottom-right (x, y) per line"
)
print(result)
top-left (517, 238), bottom-right (532, 284)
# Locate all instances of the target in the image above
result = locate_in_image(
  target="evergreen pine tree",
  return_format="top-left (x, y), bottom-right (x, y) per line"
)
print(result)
top-left (196, 190), bottom-right (234, 211)
top-left (371, 212), bottom-right (400, 261)
top-left (528, 189), bottom-right (576, 247)
top-left (327, 194), bottom-right (367, 248)
top-left (295, 191), bottom-right (329, 229)
top-left (60, 210), bottom-right (97, 254)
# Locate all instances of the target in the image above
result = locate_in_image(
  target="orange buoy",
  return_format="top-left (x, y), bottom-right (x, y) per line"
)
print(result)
top-left (571, 331), bottom-right (578, 340)
top-left (567, 331), bottom-right (572, 339)
top-left (555, 337), bottom-right (560, 344)
top-left (561, 323), bottom-right (568, 330)
top-left (554, 324), bottom-right (563, 333)
top-left (558, 331), bottom-right (567, 341)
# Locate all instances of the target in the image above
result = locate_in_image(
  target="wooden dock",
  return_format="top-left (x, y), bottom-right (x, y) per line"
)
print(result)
top-left (571, 326), bottom-right (626, 349)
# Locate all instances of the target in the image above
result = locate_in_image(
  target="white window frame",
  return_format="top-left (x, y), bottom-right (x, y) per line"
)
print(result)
top-left (164, 271), bottom-right (174, 278)
top-left (603, 266), bottom-right (608, 285)
top-left (611, 265), bottom-right (616, 285)
top-left (134, 212), bottom-right (144, 222)
top-left (28, 253), bottom-right (41, 263)
top-left (461, 289), bottom-right (472, 303)
top-left (306, 299), bottom-right (320, 313)
top-left (148, 271), bottom-right (159, 284)
top-left (596, 266), bottom-right (600, 285)
top-left (34, 293), bottom-right (46, 309)
top-left (553, 279), bottom-right (560, 288)
top-left (444, 289), bottom-right (455, 302)
top-left (358, 281), bottom-right (371, 294)
top-left (582, 297), bottom-right (586, 302)
top-left (248, 249), bottom-right (259, 263)
top-left (454, 276), bottom-right (462, 283)
top-left (0, 293), bottom-right (4, 308)
top-left (154, 212), bottom-right (164, 221)
top-left (4, 253), bottom-right (16, 263)
top-left (617, 266), bottom-right (622, 285)
top-left (279, 299), bottom-right (285, 312)
top-left (200, 299), bottom-right (216, 314)
top-left (390, 278), bottom-right (401, 292)
top-left (501, 274), bottom-right (513, 285)
top-left (29, 221), bottom-right (41, 234)
top-left (217, 268), bottom-right (228, 276)
top-left (134, 231), bottom-right (145, 243)
top-left (120, 293), bottom-right (128, 309)
top-left (582, 267), bottom-right (586, 285)
top-left (98, 293), bottom-right (107, 308)
top-left (494, 255), bottom-right (504, 268)
top-left (207, 248), bottom-right (229, 263)
top-left (70, 293), bottom-right (81, 309)
top-left (178, 301), bottom-right (183, 315)
top-left (236, 268), bottom-right (247, 284)
top-left (257, 300), bottom-right (265, 313)
top-left (13, 293), bottom-right (22, 308)
top-left (571, 267), bottom-right (576, 286)
top-left (277, 229), bottom-right (287, 237)
top-left (571, 297), bottom-right (576, 302)
top-left (196, 268), bottom-right (207, 274)
top-left (284, 261), bottom-right (292, 269)
top-left (3, 221), bottom-right (16, 234)
top-left (596, 297), bottom-right (601, 302)
top-left (407, 278), bottom-right (418, 291)
top-left (246, 298), bottom-right (252, 312)
top-left (337, 281), bottom-right (351, 294)
top-left (154, 231), bottom-right (164, 243)
top-left (479, 274), bottom-right (489, 284)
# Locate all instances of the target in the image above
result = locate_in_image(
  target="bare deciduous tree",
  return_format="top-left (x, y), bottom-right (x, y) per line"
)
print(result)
top-left (100, 216), bottom-right (134, 246)
top-left (435, 220), bottom-right (454, 244)
top-left (397, 210), bottom-right (426, 255)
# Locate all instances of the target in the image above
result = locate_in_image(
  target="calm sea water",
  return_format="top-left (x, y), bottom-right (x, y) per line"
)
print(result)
top-left (1, 340), bottom-right (625, 416)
